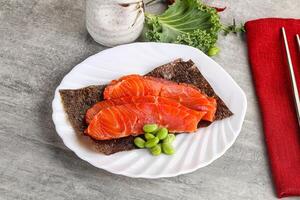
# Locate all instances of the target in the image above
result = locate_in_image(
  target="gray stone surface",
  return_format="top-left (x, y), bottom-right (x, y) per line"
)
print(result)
top-left (0, 0), bottom-right (299, 199)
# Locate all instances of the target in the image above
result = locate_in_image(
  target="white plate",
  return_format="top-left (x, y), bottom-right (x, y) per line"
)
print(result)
top-left (52, 42), bottom-right (247, 178)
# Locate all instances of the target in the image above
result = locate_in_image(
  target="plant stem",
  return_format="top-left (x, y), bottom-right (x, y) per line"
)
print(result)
top-left (145, 0), bottom-right (159, 6)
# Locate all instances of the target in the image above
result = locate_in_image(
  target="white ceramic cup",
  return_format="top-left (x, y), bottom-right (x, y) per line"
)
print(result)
top-left (86, 0), bottom-right (145, 47)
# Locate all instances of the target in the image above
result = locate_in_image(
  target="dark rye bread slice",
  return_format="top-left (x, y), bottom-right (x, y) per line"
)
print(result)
top-left (60, 86), bottom-right (135, 154)
top-left (59, 59), bottom-right (233, 155)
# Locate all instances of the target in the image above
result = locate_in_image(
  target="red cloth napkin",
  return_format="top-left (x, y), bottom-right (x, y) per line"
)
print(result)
top-left (245, 18), bottom-right (300, 198)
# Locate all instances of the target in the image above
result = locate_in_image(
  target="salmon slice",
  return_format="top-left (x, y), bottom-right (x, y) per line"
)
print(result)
top-left (86, 102), bottom-right (206, 140)
top-left (85, 96), bottom-right (184, 124)
top-left (103, 75), bottom-right (217, 121)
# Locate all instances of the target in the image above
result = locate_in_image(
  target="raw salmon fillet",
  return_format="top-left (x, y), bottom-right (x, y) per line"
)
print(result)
top-left (103, 75), bottom-right (217, 121)
top-left (86, 101), bottom-right (206, 140)
top-left (85, 95), bottom-right (184, 124)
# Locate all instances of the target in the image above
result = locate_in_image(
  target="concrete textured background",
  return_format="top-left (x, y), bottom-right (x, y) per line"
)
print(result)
top-left (0, 0), bottom-right (299, 199)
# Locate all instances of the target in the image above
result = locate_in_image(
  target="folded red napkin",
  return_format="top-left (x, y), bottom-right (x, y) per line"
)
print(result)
top-left (245, 18), bottom-right (300, 198)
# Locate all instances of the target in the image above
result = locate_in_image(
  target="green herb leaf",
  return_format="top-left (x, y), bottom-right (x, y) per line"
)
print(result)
top-left (223, 19), bottom-right (245, 35)
top-left (144, 0), bottom-right (222, 54)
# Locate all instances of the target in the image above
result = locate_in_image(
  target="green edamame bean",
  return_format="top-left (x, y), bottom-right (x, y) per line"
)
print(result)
top-left (207, 47), bottom-right (220, 57)
top-left (168, 134), bottom-right (176, 142)
top-left (134, 137), bottom-right (145, 148)
top-left (157, 128), bottom-right (168, 140)
top-left (150, 144), bottom-right (162, 156)
top-left (145, 137), bottom-right (159, 148)
top-left (162, 143), bottom-right (175, 155)
top-left (143, 124), bottom-right (158, 133)
top-left (151, 129), bottom-right (159, 135)
top-left (145, 133), bottom-right (155, 140)
top-left (163, 134), bottom-right (176, 144)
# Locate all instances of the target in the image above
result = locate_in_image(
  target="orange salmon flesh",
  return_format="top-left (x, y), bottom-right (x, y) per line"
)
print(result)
top-left (103, 75), bottom-right (216, 121)
top-left (86, 101), bottom-right (206, 140)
